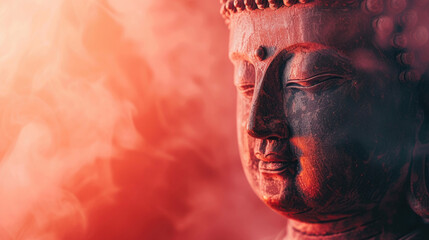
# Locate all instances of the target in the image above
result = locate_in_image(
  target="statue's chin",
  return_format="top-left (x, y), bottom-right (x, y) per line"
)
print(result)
top-left (262, 193), bottom-right (361, 223)
top-left (253, 175), bottom-right (313, 219)
top-left (253, 174), bottom-right (374, 223)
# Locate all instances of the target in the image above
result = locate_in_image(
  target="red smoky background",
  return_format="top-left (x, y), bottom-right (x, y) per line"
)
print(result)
top-left (0, 0), bottom-right (284, 239)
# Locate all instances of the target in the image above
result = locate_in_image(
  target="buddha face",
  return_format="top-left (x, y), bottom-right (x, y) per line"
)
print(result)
top-left (229, 5), bottom-right (418, 222)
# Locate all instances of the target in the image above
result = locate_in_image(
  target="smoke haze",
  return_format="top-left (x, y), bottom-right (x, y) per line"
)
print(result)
top-left (0, 0), bottom-right (284, 239)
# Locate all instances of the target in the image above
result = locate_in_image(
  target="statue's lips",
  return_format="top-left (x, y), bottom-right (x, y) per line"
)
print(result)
top-left (258, 161), bottom-right (297, 174)
top-left (256, 153), bottom-right (298, 174)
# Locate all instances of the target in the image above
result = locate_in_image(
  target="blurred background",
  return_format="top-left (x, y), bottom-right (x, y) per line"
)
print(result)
top-left (0, 0), bottom-right (284, 239)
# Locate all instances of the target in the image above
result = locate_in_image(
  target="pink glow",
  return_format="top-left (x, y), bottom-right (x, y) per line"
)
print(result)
top-left (0, 0), bottom-right (284, 239)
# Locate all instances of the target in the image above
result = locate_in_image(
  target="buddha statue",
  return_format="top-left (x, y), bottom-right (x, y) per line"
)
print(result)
top-left (220, 0), bottom-right (429, 239)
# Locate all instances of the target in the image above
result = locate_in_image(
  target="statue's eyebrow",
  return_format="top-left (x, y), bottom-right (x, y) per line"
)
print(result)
top-left (229, 42), bottom-right (330, 64)
top-left (284, 42), bottom-right (329, 53)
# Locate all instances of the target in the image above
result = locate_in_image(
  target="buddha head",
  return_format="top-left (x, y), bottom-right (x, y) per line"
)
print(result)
top-left (222, 0), bottom-right (429, 237)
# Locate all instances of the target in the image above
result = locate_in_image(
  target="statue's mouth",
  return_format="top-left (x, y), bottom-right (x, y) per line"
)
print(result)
top-left (256, 151), bottom-right (298, 175)
top-left (254, 139), bottom-right (298, 175)
top-left (258, 160), bottom-right (297, 175)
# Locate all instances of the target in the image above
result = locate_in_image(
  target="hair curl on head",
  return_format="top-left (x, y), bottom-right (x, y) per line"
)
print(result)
top-left (220, 0), bottom-right (360, 22)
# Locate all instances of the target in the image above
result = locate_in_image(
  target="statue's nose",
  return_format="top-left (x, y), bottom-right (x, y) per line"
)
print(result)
top-left (246, 91), bottom-right (289, 139)
top-left (246, 61), bottom-right (289, 139)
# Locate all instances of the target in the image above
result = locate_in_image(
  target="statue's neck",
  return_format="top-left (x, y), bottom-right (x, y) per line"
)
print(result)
top-left (284, 208), bottom-right (423, 240)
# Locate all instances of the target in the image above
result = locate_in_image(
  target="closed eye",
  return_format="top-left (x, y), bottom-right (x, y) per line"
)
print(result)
top-left (236, 83), bottom-right (255, 98)
top-left (286, 73), bottom-right (346, 91)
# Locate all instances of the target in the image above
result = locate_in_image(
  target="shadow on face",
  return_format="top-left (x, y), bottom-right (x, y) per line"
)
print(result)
top-left (229, 4), bottom-right (422, 222)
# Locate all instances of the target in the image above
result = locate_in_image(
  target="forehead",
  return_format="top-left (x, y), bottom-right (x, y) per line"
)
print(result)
top-left (229, 4), bottom-right (371, 60)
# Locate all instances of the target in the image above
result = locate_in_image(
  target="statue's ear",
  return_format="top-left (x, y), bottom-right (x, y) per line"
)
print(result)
top-left (408, 72), bottom-right (429, 219)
